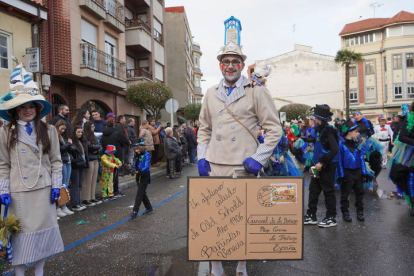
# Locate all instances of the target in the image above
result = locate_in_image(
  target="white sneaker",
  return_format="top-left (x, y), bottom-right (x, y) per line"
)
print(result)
top-left (56, 208), bottom-right (67, 217)
top-left (57, 216), bottom-right (60, 221)
top-left (62, 207), bottom-right (74, 215)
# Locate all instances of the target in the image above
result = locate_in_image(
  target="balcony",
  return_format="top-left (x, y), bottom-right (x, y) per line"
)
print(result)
top-left (194, 86), bottom-right (203, 96)
top-left (103, 0), bottom-right (125, 33)
top-left (193, 43), bottom-right (202, 54)
top-left (194, 68), bottom-right (203, 76)
top-left (126, 68), bottom-right (153, 87)
top-left (154, 29), bottom-right (163, 44)
top-left (79, 0), bottom-right (106, 19)
top-left (125, 19), bottom-right (152, 53)
top-left (80, 43), bottom-right (126, 90)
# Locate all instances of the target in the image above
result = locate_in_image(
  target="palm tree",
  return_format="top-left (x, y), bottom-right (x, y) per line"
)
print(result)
top-left (335, 49), bottom-right (363, 119)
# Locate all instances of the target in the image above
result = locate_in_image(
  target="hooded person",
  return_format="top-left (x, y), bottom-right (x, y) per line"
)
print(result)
top-left (0, 63), bottom-right (64, 274)
top-left (197, 37), bottom-right (282, 276)
top-left (304, 104), bottom-right (340, 228)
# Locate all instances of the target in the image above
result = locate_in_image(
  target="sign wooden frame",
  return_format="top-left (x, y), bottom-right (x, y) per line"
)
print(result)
top-left (187, 176), bottom-right (304, 261)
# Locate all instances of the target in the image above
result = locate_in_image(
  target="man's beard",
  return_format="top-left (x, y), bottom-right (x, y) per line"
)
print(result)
top-left (222, 69), bottom-right (241, 84)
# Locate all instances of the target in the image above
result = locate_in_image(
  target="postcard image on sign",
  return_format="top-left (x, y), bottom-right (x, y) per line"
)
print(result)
top-left (270, 183), bottom-right (297, 204)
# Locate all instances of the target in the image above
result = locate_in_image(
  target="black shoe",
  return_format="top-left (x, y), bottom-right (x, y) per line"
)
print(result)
top-left (342, 212), bottom-right (352, 222)
top-left (304, 214), bottom-right (318, 225)
top-left (318, 217), bottom-right (337, 228)
top-left (130, 211), bottom-right (138, 219)
top-left (82, 200), bottom-right (96, 206)
top-left (143, 209), bottom-right (154, 215)
top-left (357, 211), bottom-right (365, 221)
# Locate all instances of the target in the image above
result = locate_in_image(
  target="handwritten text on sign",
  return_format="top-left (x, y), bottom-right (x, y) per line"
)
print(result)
top-left (188, 177), bottom-right (303, 261)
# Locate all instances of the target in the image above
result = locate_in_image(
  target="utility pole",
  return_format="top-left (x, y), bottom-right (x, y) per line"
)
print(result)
top-left (370, 2), bottom-right (384, 18)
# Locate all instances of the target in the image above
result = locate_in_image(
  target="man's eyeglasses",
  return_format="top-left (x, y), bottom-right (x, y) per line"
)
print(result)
top-left (221, 59), bottom-right (241, 67)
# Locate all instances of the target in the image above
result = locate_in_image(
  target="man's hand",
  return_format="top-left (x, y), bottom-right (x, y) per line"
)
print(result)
top-left (50, 188), bottom-right (60, 204)
top-left (198, 159), bottom-right (211, 176)
top-left (315, 162), bottom-right (323, 171)
top-left (68, 138), bottom-right (72, 144)
top-left (243, 157), bottom-right (262, 175)
top-left (279, 155), bottom-right (285, 164)
top-left (0, 194), bottom-right (11, 205)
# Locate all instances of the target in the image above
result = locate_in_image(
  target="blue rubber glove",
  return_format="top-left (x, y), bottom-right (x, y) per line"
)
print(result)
top-left (243, 157), bottom-right (263, 175)
top-left (50, 188), bottom-right (60, 204)
top-left (0, 194), bottom-right (11, 205)
top-left (198, 159), bottom-right (211, 176)
top-left (258, 135), bottom-right (265, 144)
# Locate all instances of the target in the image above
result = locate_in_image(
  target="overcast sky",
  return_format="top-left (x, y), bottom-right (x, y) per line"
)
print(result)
top-left (165, 0), bottom-right (412, 93)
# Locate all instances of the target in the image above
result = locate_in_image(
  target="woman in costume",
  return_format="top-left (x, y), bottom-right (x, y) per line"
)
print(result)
top-left (0, 64), bottom-right (64, 275)
top-left (388, 101), bottom-right (414, 216)
top-left (354, 111), bottom-right (383, 188)
top-left (268, 132), bottom-right (302, 177)
top-left (292, 118), bottom-right (312, 166)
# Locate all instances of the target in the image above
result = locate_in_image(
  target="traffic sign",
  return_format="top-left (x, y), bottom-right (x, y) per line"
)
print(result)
top-left (165, 98), bottom-right (179, 113)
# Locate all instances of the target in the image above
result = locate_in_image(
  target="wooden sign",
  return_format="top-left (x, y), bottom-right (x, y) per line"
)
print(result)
top-left (188, 177), bottom-right (304, 261)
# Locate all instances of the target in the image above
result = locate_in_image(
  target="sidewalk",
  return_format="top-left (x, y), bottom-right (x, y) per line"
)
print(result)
top-left (94, 162), bottom-right (167, 198)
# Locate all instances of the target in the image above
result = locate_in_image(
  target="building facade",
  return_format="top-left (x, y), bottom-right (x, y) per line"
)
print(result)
top-left (0, 0), bottom-right (47, 99)
top-left (339, 10), bottom-right (414, 119)
top-left (165, 6), bottom-right (203, 120)
top-left (254, 44), bottom-right (343, 116)
top-left (38, 0), bottom-right (166, 127)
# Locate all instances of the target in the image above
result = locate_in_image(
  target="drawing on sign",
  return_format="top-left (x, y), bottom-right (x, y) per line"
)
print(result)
top-left (270, 183), bottom-right (297, 204)
top-left (257, 186), bottom-right (276, 207)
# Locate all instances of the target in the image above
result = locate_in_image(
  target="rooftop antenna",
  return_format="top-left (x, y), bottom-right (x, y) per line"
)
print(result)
top-left (370, 2), bottom-right (384, 18)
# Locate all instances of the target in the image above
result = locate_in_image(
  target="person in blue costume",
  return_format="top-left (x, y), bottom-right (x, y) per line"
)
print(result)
top-left (388, 101), bottom-right (414, 216)
top-left (292, 118), bottom-right (312, 166)
top-left (130, 138), bottom-right (153, 219)
top-left (302, 117), bottom-right (316, 171)
top-left (337, 119), bottom-right (372, 222)
top-left (354, 111), bottom-right (383, 188)
top-left (267, 132), bottom-right (302, 176)
top-left (304, 104), bottom-right (340, 228)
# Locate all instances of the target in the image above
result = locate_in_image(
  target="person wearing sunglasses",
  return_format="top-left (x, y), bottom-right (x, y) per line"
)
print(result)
top-left (197, 41), bottom-right (282, 276)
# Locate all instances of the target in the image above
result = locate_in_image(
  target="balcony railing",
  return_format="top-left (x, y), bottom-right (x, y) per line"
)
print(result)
top-left (194, 86), bottom-right (202, 95)
top-left (155, 78), bottom-right (164, 84)
top-left (127, 68), bottom-right (152, 79)
top-left (154, 30), bottom-right (163, 43)
top-left (125, 19), bottom-right (151, 33)
top-left (80, 43), bottom-right (126, 80)
top-left (105, 0), bottom-right (124, 23)
top-left (92, 0), bottom-right (105, 8)
top-left (193, 44), bottom-right (201, 51)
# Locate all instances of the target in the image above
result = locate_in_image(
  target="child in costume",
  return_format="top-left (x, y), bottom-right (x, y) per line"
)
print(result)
top-left (268, 133), bottom-right (302, 176)
top-left (388, 101), bottom-right (414, 216)
top-left (304, 104), bottom-right (339, 228)
top-left (130, 138), bottom-right (153, 219)
top-left (101, 145), bottom-right (122, 202)
top-left (338, 120), bottom-right (372, 222)
top-left (0, 63), bottom-right (64, 275)
top-left (374, 116), bottom-right (393, 169)
top-left (354, 111), bottom-right (383, 188)
top-left (302, 117), bottom-right (316, 172)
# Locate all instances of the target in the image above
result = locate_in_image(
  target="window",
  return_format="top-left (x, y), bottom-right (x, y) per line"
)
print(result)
top-left (388, 26), bottom-right (403, 37)
top-left (383, 56), bottom-right (387, 71)
top-left (125, 7), bottom-right (133, 20)
top-left (359, 36), bottom-right (364, 45)
top-left (407, 53), bottom-right (414, 68)
top-left (139, 59), bottom-right (149, 72)
top-left (394, 84), bottom-right (403, 99)
top-left (365, 60), bottom-right (375, 74)
top-left (105, 0), bottom-right (116, 16)
top-left (350, 89), bottom-right (358, 104)
top-left (349, 64), bottom-right (357, 76)
top-left (195, 56), bottom-right (199, 68)
top-left (154, 19), bottom-right (162, 43)
top-left (105, 33), bottom-right (117, 77)
top-left (155, 62), bottom-right (164, 81)
top-left (0, 32), bottom-right (10, 70)
top-left (393, 54), bottom-right (402, 69)
top-left (366, 87), bottom-right (376, 100)
top-left (384, 84), bottom-right (388, 102)
top-left (404, 24), bottom-right (414, 35)
top-left (81, 19), bottom-right (97, 45)
top-left (345, 38), bottom-right (349, 47)
top-left (408, 83), bottom-right (414, 99)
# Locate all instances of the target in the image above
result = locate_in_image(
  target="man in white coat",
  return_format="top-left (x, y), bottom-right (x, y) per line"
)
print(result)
top-left (197, 42), bottom-right (282, 276)
top-left (374, 116), bottom-right (393, 169)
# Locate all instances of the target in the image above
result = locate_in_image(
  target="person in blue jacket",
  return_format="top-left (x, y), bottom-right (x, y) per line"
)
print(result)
top-left (337, 119), bottom-right (372, 223)
top-left (130, 138), bottom-right (153, 219)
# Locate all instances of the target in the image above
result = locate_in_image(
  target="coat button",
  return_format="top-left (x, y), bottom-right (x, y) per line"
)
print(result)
top-left (217, 136), bottom-right (222, 141)
top-left (23, 163), bottom-right (28, 168)
top-left (231, 137), bottom-right (236, 141)
top-left (33, 149), bottom-right (39, 153)
top-left (21, 149), bottom-right (26, 153)
top-left (231, 125), bottom-right (235, 129)
top-left (39, 175), bottom-right (43, 178)
top-left (23, 176), bottom-right (28, 180)
top-left (218, 124), bottom-right (222, 128)
top-left (231, 112), bottom-right (235, 116)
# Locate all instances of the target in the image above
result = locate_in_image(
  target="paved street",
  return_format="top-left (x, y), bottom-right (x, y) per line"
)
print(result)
top-left (5, 165), bottom-right (414, 276)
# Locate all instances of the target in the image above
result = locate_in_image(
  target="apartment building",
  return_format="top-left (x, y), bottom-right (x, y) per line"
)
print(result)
top-left (0, 0), bottom-right (47, 96)
top-left (165, 6), bottom-right (203, 119)
top-left (39, 0), bottom-right (166, 125)
top-left (254, 44), bottom-right (343, 115)
top-left (339, 10), bottom-right (414, 118)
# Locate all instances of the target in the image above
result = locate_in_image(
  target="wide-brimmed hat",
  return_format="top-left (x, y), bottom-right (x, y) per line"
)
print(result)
top-left (105, 145), bottom-right (117, 153)
top-left (217, 42), bottom-right (247, 62)
top-left (0, 63), bottom-right (51, 121)
top-left (342, 119), bottom-right (359, 137)
top-left (312, 104), bottom-right (333, 122)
